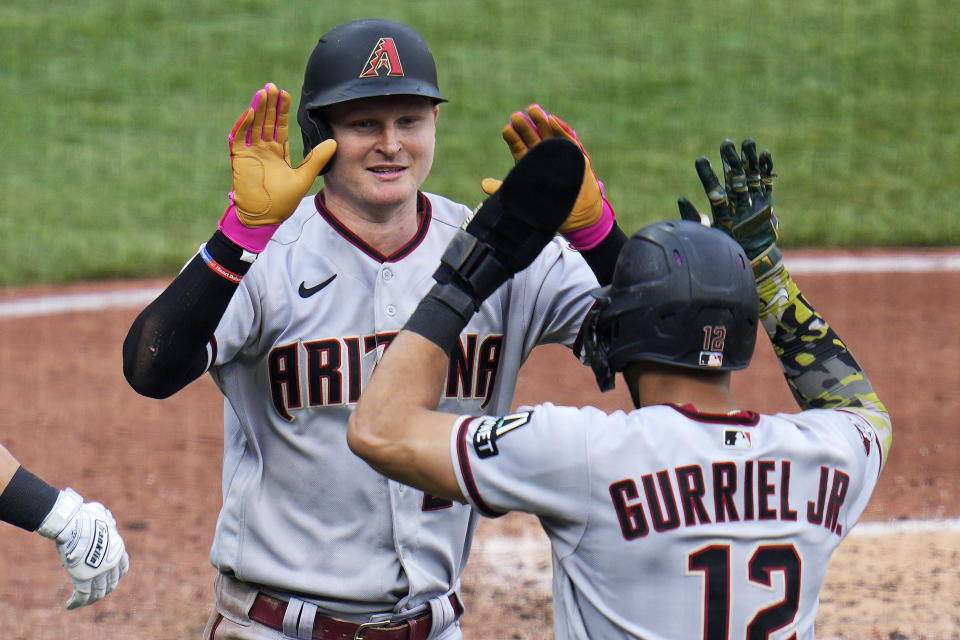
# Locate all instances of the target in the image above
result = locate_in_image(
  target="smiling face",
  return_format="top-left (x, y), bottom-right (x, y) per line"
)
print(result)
top-left (321, 94), bottom-right (438, 222)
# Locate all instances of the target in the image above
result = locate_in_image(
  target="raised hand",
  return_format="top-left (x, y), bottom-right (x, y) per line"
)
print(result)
top-left (678, 138), bottom-right (781, 281)
top-left (219, 83), bottom-right (337, 252)
top-left (482, 104), bottom-right (614, 240)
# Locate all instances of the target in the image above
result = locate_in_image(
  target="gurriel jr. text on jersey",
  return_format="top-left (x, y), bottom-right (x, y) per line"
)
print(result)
top-left (609, 460), bottom-right (850, 539)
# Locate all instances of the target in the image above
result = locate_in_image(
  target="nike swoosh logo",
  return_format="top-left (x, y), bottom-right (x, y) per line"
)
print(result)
top-left (298, 274), bottom-right (337, 298)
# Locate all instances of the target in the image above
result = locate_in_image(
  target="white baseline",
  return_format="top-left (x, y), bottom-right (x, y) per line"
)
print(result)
top-left (2, 251), bottom-right (959, 319)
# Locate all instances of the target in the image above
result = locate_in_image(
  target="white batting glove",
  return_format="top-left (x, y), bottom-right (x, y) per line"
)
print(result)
top-left (37, 488), bottom-right (130, 609)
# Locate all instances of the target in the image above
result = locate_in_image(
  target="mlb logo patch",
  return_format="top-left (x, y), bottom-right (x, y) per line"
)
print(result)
top-left (724, 429), bottom-right (752, 449)
top-left (699, 351), bottom-right (723, 368)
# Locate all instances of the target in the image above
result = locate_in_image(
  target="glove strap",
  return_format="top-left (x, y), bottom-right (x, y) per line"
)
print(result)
top-left (436, 231), bottom-right (511, 303)
top-left (404, 292), bottom-right (471, 355)
top-left (751, 244), bottom-right (784, 283)
top-left (562, 196), bottom-right (615, 251)
top-left (405, 230), bottom-right (511, 354)
top-left (37, 488), bottom-right (83, 540)
top-left (217, 201), bottom-right (279, 254)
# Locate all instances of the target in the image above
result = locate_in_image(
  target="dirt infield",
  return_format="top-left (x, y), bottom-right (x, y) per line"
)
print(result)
top-left (1, 250), bottom-right (959, 638)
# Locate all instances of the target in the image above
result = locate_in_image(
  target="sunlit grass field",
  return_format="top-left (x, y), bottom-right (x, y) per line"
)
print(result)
top-left (1, 0), bottom-right (957, 284)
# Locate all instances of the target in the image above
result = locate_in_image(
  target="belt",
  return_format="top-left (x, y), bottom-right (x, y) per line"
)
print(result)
top-left (248, 593), bottom-right (464, 640)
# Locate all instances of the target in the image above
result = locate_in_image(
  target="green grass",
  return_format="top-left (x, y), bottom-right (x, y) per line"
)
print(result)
top-left (1, 0), bottom-right (958, 285)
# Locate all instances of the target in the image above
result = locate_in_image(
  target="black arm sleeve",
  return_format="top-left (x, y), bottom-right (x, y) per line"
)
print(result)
top-left (577, 223), bottom-right (627, 286)
top-left (122, 231), bottom-right (253, 399)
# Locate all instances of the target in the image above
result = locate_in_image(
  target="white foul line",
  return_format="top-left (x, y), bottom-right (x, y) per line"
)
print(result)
top-left (786, 252), bottom-right (960, 274)
top-left (476, 516), bottom-right (960, 570)
top-left (1, 251), bottom-right (958, 319)
top-left (848, 516), bottom-right (960, 536)
top-left (0, 287), bottom-right (165, 319)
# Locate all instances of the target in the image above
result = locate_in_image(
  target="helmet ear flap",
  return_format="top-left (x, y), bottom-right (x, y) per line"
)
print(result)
top-left (300, 109), bottom-right (335, 175)
top-left (584, 293), bottom-right (617, 392)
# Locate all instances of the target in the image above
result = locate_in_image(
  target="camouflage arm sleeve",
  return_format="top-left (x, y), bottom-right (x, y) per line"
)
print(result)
top-left (757, 268), bottom-right (886, 413)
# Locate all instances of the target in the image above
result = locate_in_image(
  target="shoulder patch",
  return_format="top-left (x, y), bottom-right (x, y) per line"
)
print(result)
top-left (847, 415), bottom-right (873, 456)
top-left (473, 411), bottom-right (533, 459)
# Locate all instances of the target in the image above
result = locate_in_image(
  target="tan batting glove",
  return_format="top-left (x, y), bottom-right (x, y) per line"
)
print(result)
top-left (229, 83), bottom-right (336, 227)
top-left (481, 104), bottom-right (610, 234)
top-left (219, 83), bottom-right (336, 253)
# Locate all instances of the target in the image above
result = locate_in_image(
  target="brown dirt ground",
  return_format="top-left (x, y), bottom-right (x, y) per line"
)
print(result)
top-left (1, 250), bottom-right (958, 639)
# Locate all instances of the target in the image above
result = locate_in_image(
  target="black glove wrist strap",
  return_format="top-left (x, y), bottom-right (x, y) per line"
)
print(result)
top-left (434, 230), bottom-right (511, 306)
top-left (406, 230), bottom-right (512, 354)
top-left (404, 291), bottom-right (471, 355)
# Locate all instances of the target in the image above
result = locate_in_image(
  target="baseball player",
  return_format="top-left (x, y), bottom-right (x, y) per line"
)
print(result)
top-left (0, 442), bottom-right (129, 609)
top-left (122, 18), bottom-right (623, 640)
top-left (348, 139), bottom-right (892, 639)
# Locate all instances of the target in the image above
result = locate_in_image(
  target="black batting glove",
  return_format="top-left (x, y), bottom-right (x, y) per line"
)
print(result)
top-left (678, 138), bottom-right (782, 282)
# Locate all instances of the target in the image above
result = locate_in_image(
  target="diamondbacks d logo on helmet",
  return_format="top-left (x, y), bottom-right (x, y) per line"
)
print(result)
top-left (360, 38), bottom-right (404, 78)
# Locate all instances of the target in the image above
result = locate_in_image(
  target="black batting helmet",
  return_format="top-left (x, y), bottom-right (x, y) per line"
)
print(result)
top-left (297, 19), bottom-right (447, 164)
top-left (583, 220), bottom-right (759, 392)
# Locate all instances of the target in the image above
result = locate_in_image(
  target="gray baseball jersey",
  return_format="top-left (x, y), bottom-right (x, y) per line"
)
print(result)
top-left (452, 402), bottom-right (891, 639)
top-left (203, 191), bottom-right (598, 614)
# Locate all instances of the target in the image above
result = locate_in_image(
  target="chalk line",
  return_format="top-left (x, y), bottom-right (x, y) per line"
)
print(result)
top-left (786, 252), bottom-right (960, 274)
top-left (1, 251), bottom-right (959, 319)
top-left (0, 287), bottom-right (164, 318)
top-left (472, 517), bottom-right (960, 585)
top-left (475, 516), bottom-right (960, 561)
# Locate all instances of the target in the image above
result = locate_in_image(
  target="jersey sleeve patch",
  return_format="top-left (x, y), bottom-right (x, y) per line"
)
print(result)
top-left (455, 416), bottom-right (504, 518)
top-left (472, 411), bottom-right (533, 459)
top-left (836, 407), bottom-right (892, 471)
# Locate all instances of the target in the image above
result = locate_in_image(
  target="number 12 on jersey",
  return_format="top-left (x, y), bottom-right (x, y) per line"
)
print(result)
top-left (688, 542), bottom-right (800, 640)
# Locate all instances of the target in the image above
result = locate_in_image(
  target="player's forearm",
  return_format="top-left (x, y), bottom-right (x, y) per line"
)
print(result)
top-left (348, 331), bottom-right (464, 499)
top-left (0, 444), bottom-right (20, 495)
top-left (349, 331), bottom-right (448, 445)
top-left (122, 231), bottom-right (250, 398)
top-left (758, 267), bottom-right (886, 413)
